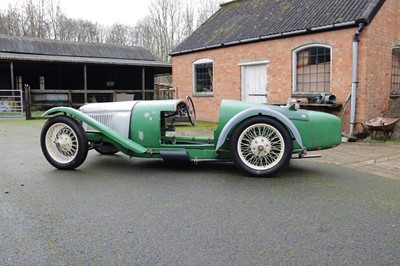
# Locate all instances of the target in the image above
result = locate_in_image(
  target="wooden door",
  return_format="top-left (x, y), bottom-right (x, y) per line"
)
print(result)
top-left (241, 64), bottom-right (267, 104)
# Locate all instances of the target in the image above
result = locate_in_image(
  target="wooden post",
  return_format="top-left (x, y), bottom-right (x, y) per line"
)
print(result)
top-left (10, 62), bottom-right (14, 91)
top-left (68, 90), bottom-right (72, 107)
top-left (142, 67), bottom-right (145, 100)
top-left (10, 62), bottom-right (15, 98)
top-left (24, 84), bottom-right (32, 120)
top-left (84, 64), bottom-right (88, 103)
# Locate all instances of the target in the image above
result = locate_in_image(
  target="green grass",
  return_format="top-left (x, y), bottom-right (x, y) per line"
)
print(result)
top-left (174, 121), bottom-right (217, 132)
top-left (168, 121), bottom-right (217, 137)
top-left (361, 136), bottom-right (400, 144)
top-left (0, 111), bottom-right (47, 118)
top-left (0, 112), bottom-right (24, 118)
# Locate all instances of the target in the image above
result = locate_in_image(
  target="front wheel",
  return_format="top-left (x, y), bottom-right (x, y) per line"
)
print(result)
top-left (40, 116), bottom-right (88, 170)
top-left (229, 116), bottom-right (293, 177)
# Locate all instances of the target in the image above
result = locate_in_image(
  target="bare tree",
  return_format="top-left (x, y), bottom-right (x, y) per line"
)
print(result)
top-left (134, 16), bottom-right (158, 54)
top-left (47, 0), bottom-right (64, 39)
top-left (144, 0), bottom-right (185, 61)
top-left (136, 0), bottom-right (221, 62)
top-left (143, 0), bottom-right (222, 60)
top-left (20, 0), bottom-right (50, 38)
top-left (76, 19), bottom-right (101, 42)
top-left (196, 0), bottom-right (221, 28)
top-left (0, 4), bottom-right (23, 36)
top-left (181, 1), bottom-right (196, 39)
top-left (106, 23), bottom-right (130, 45)
top-left (0, 0), bottom-right (224, 61)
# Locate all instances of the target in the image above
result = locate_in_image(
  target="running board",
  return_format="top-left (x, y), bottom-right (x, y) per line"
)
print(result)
top-left (291, 154), bottom-right (321, 159)
top-left (160, 151), bottom-right (231, 164)
top-left (160, 150), bottom-right (190, 163)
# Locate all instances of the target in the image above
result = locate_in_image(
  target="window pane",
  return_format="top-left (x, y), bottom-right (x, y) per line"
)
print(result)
top-left (391, 48), bottom-right (400, 95)
top-left (295, 46), bottom-right (331, 93)
top-left (194, 62), bottom-right (213, 93)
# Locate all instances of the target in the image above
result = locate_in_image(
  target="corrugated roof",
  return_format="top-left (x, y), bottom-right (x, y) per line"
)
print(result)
top-left (171, 0), bottom-right (385, 55)
top-left (0, 52), bottom-right (171, 68)
top-left (0, 34), bottom-right (157, 61)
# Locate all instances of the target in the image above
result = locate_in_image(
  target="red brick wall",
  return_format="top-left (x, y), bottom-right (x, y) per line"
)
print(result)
top-left (172, 0), bottom-right (399, 134)
top-left (358, 0), bottom-right (400, 124)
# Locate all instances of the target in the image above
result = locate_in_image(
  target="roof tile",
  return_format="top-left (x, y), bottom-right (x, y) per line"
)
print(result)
top-left (172, 0), bottom-right (385, 55)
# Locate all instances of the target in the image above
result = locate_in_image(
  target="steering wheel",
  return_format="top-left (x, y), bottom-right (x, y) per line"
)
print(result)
top-left (185, 96), bottom-right (196, 127)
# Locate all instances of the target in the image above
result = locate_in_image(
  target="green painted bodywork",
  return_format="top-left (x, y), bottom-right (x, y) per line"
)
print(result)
top-left (43, 99), bottom-right (342, 160)
top-left (129, 100), bottom-right (176, 147)
top-left (214, 100), bottom-right (342, 152)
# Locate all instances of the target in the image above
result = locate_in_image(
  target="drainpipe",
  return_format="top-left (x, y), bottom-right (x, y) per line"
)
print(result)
top-left (349, 22), bottom-right (365, 137)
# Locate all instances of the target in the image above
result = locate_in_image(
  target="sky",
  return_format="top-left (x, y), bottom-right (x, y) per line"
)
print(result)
top-left (0, 0), bottom-right (151, 26)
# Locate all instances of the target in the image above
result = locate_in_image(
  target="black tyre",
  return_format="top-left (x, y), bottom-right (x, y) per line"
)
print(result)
top-left (229, 116), bottom-right (293, 177)
top-left (94, 143), bottom-right (119, 155)
top-left (40, 116), bottom-right (88, 170)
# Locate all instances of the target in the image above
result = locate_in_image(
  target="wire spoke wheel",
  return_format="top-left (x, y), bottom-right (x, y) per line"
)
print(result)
top-left (238, 123), bottom-right (284, 170)
top-left (230, 117), bottom-right (293, 177)
top-left (185, 96), bottom-right (197, 127)
top-left (41, 116), bottom-right (88, 170)
top-left (46, 123), bottom-right (79, 163)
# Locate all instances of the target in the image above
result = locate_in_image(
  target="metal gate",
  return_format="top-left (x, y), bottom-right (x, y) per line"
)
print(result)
top-left (0, 89), bottom-right (24, 118)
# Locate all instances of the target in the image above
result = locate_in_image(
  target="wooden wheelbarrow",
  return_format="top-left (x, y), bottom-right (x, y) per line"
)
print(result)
top-left (365, 117), bottom-right (399, 140)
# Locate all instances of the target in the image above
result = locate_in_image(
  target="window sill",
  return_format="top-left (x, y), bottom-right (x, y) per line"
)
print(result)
top-left (292, 93), bottom-right (327, 97)
top-left (193, 93), bottom-right (214, 97)
top-left (298, 103), bottom-right (342, 111)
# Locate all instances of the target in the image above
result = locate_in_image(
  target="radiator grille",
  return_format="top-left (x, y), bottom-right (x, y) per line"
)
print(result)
top-left (83, 114), bottom-right (115, 131)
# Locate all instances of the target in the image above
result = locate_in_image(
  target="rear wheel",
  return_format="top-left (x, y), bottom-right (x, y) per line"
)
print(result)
top-left (40, 116), bottom-right (88, 170)
top-left (229, 116), bottom-right (293, 177)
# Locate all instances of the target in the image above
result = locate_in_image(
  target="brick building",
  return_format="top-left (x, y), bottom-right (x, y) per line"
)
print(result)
top-left (170, 0), bottom-right (400, 135)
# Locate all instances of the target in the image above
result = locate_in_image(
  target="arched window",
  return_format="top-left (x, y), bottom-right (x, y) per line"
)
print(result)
top-left (391, 47), bottom-right (400, 96)
top-left (193, 58), bottom-right (214, 96)
top-left (293, 45), bottom-right (331, 93)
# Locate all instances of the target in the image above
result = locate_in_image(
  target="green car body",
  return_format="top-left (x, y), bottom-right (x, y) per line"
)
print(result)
top-left (41, 98), bottom-right (342, 177)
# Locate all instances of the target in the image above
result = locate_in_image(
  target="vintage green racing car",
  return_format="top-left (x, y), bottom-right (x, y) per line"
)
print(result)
top-left (40, 97), bottom-right (342, 177)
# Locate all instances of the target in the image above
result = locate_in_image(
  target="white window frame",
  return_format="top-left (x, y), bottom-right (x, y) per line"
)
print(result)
top-left (391, 47), bottom-right (400, 96)
top-left (192, 58), bottom-right (214, 96)
top-left (292, 44), bottom-right (332, 94)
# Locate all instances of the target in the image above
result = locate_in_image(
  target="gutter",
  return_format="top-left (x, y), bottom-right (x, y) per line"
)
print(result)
top-left (349, 22), bottom-right (365, 137)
